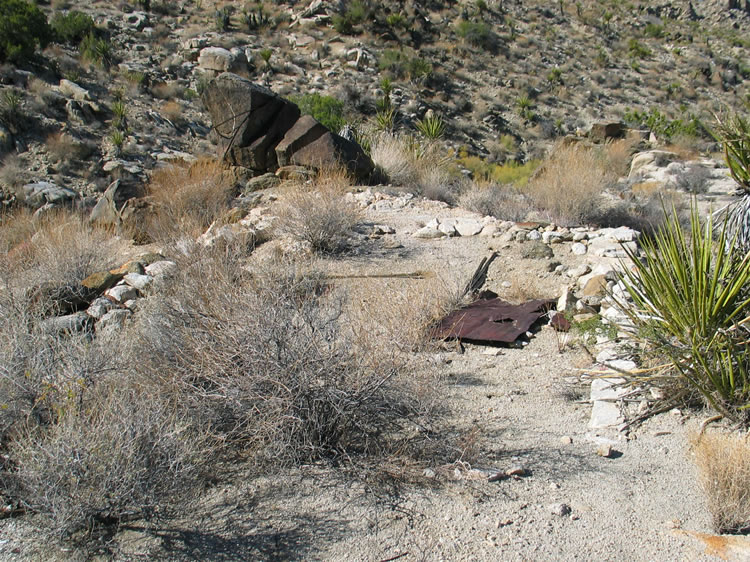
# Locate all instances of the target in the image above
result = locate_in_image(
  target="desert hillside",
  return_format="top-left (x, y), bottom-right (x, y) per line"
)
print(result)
top-left (1, 0), bottom-right (750, 560)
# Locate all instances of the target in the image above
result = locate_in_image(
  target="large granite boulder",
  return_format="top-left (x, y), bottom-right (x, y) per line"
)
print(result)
top-left (201, 73), bottom-right (374, 181)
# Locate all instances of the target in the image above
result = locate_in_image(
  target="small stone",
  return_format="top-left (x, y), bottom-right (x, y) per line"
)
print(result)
top-left (423, 468), bottom-right (436, 478)
top-left (81, 270), bottom-right (123, 293)
top-left (560, 436), bottom-right (573, 445)
top-left (597, 444), bottom-right (614, 458)
top-left (526, 229), bottom-right (542, 241)
top-left (570, 242), bottom-right (587, 255)
top-left (413, 225), bottom-right (445, 239)
top-left (496, 518), bottom-right (513, 528)
top-left (110, 260), bottom-right (145, 276)
top-left (506, 465), bottom-right (527, 477)
top-left (145, 260), bottom-right (177, 278)
top-left (482, 347), bottom-right (504, 356)
top-left (521, 241), bottom-right (554, 259)
top-left (123, 272), bottom-right (153, 291)
top-left (98, 309), bottom-right (132, 330)
top-left (105, 284), bottom-right (138, 303)
top-left (86, 297), bottom-right (115, 320)
top-left (548, 503), bottom-right (571, 517)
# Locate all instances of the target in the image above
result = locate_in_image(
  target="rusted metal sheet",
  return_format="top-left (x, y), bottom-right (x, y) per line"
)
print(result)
top-left (435, 292), bottom-right (555, 344)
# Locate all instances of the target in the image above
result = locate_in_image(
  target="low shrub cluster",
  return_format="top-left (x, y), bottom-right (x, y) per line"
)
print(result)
top-left (378, 49), bottom-right (432, 83)
top-left (289, 92), bottom-right (347, 132)
top-left (0, 0), bottom-right (52, 63)
top-left (51, 10), bottom-right (94, 45)
top-left (0, 207), bottom-right (444, 541)
top-left (276, 169), bottom-right (360, 255)
top-left (523, 141), bottom-right (616, 226)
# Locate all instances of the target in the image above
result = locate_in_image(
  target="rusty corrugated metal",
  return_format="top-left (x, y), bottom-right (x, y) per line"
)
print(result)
top-left (435, 292), bottom-right (554, 344)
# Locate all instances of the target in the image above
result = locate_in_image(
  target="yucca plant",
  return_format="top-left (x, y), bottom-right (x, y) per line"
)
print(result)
top-left (616, 205), bottom-right (750, 422)
top-left (415, 112), bottom-right (446, 140)
top-left (711, 112), bottom-right (750, 253)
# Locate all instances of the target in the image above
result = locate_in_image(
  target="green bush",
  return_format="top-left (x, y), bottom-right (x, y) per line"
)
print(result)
top-left (332, 0), bottom-right (369, 34)
top-left (290, 93), bottom-right (347, 132)
top-left (623, 107), bottom-right (704, 140)
top-left (0, 0), bottom-right (52, 63)
top-left (617, 206), bottom-right (750, 423)
top-left (644, 23), bottom-right (664, 38)
top-left (79, 32), bottom-right (113, 68)
top-left (378, 49), bottom-right (432, 83)
top-left (51, 10), bottom-right (94, 45)
top-left (628, 38), bottom-right (652, 59)
top-left (456, 20), bottom-right (496, 50)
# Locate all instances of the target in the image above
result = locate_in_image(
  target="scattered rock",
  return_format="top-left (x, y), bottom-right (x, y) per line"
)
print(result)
top-left (597, 444), bottom-right (614, 458)
top-left (105, 284), bottom-right (138, 303)
top-left (40, 312), bottom-right (93, 335)
top-left (521, 241), bottom-right (554, 259)
top-left (22, 182), bottom-right (78, 209)
top-left (548, 503), bottom-right (572, 517)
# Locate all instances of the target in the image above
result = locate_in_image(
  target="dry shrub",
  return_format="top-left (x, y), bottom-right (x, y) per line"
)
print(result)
top-left (1, 209), bottom-right (121, 288)
top-left (161, 100), bottom-right (183, 124)
top-left (150, 81), bottom-right (183, 100)
top-left (0, 154), bottom-right (27, 193)
top-left (133, 253), bottom-right (433, 466)
top-left (145, 158), bottom-right (237, 243)
top-left (276, 168), bottom-right (360, 255)
top-left (602, 138), bottom-right (638, 178)
top-left (45, 132), bottom-right (91, 164)
top-left (459, 182), bottom-right (531, 221)
top-left (370, 133), bottom-right (457, 201)
top-left (345, 272), bottom-right (465, 355)
top-left (0, 319), bottom-right (204, 539)
top-left (525, 141), bottom-right (616, 226)
top-left (693, 431), bottom-right (750, 534)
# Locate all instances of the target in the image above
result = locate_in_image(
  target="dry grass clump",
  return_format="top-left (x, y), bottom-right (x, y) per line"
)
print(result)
top-left (145, 158), bottom-right (237, 243)
top-left (0, 155), bottom-right (27, 194)
top-left (370, 133), bottom-right (457, 202)
top-left (44, 132), bottom-right (91, 164)
top-left (276, 168), bottom-right (360, 255)
top-left (134, 252), bottom-right (433, 466)
top-left (524, 141), bottom-right (618, 226)
top-left (1, 209), bottom-right (120, 288)
top-left (693, 431), bottom-right (750, 534)
top-left (459, 182), bottom-right (531, 221)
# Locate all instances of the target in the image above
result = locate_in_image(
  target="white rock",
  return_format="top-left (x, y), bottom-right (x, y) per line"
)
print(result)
top-left (565, 264), bottom-right (591, 279)
top-left (589, 377), bottom-right (627, 429)
top-left (413, 226), bottom-right (445, 239)
top-left (145, 260), bottom-right (177, 278)
top-left (58, 79), bottom-right (90, 101)
top-left (105, 284), bottom-right (138, 303)
top-left (124, 272), bottom-right (154, 291)
top-left (98, 309), bottom-right (132, 330)
top-left (86, 297), bottom-right (115, 320)
top-left (526, 230), bottom-right (542, 241)
top-left (542, 231), bottom-right (564, 244)
top-left (438, 222), bottom-right (458, 236)
top-left (198, 47), bottom-right (236, 72)
top-left (570, 242), bottom-right (587, 255)
top-left (453, 218), bottom-right (484, 237)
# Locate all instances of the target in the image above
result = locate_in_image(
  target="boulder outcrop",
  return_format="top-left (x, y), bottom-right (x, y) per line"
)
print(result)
top-left (201, 73), bottom-right (373, 181)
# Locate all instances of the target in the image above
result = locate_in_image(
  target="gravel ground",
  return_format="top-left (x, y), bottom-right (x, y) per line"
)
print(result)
top-left (0, 195), bottom-right (734, 561)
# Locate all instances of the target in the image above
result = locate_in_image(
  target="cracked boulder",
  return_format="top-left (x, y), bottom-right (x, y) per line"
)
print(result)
top-left (201, 73), bottom-right (373, 180)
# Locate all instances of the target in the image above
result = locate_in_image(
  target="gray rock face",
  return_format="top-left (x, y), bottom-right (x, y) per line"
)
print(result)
top-left (22, 182), bottom-right (78, 209)
top-left (201, 73), bottom-right (374, 180)
top-left (40, 312), bottom-right (94, 335)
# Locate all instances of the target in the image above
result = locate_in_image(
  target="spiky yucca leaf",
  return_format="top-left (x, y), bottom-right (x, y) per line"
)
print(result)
top-left (712, 112), bottom-right (750, 192)
top-left (616, 205), bottom-right (750, 421)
